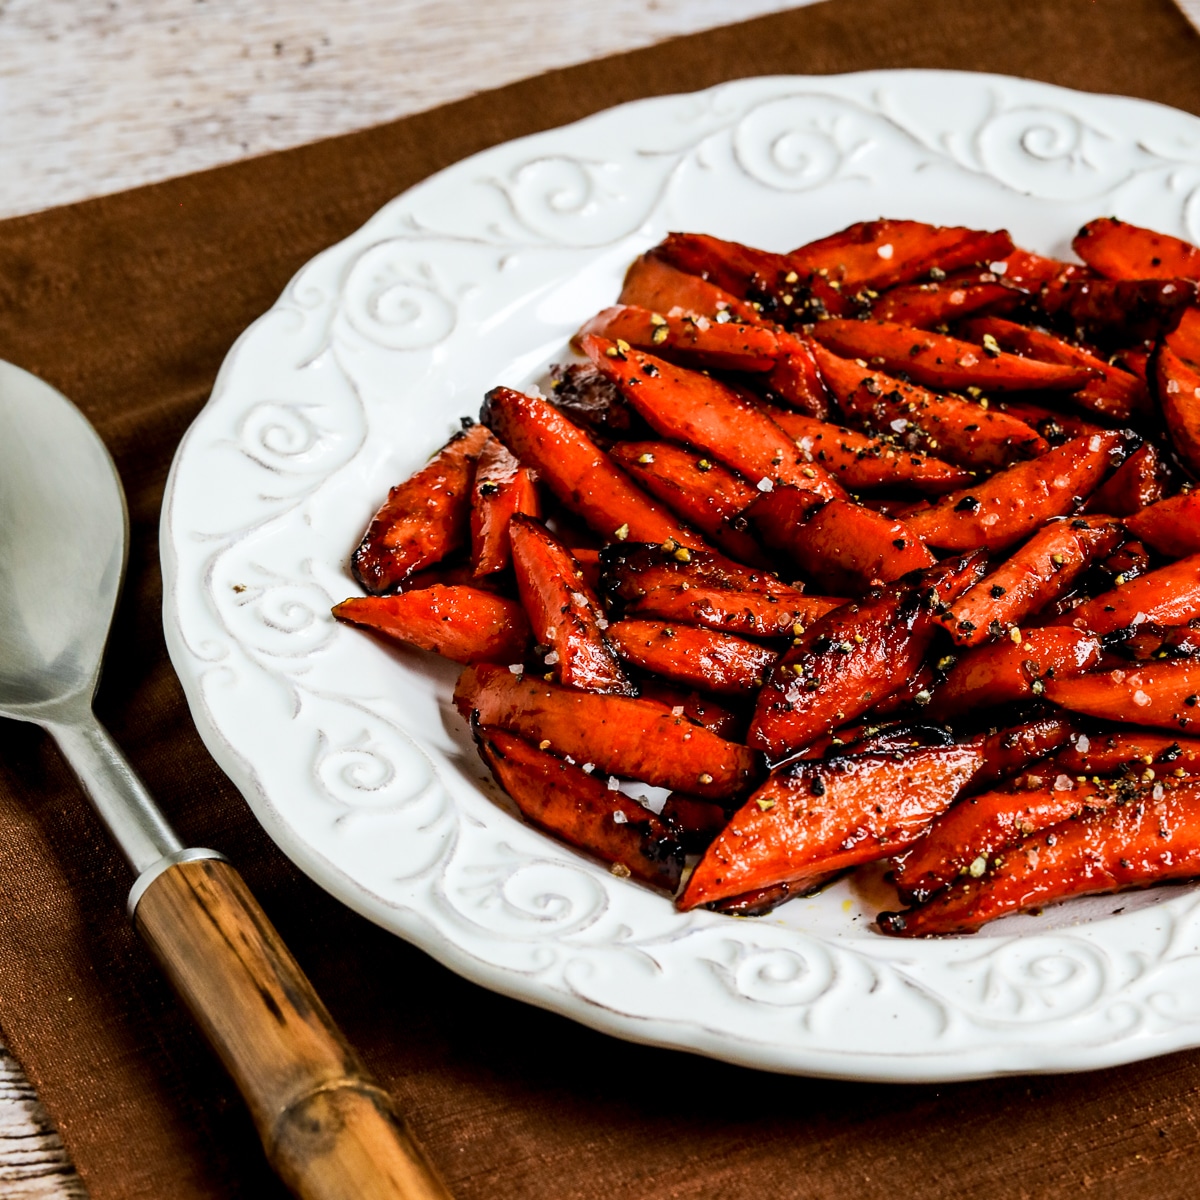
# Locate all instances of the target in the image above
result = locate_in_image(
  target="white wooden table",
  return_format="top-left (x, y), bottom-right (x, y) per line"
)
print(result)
top-left (0, 2), bottom-right (808, 1193)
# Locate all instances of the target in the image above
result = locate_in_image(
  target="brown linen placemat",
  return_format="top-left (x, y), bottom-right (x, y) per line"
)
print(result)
top-left (4, 0), bottom-right (1200, 1196)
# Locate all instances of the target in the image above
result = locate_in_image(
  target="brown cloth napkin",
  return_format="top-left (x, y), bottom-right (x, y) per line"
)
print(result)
top-left (4, 0), bottom-right (1200, 1196)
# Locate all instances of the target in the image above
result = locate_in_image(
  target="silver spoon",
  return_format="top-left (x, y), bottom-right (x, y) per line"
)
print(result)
top-left (0, 359), bottom-right (449, 1200)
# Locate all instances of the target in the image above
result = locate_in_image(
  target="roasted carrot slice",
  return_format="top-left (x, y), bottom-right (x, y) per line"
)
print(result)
top-left (476, 727), bottom-right (684, 890)
top-left (481, 386), bottom-right (704, 549)
top-left (618, 252), bottom-right (763, 323)
top-left (470, 435), bottom-right (541, 576)
top-left (706, 882), bottom-right (803, 916)
top-left (957, 316), bottom-right (1147, 421)
top-left (992, 248), bottom-right (1073, 291)
top-left (1047, 729), bottom-right (1200, 775)
top-left (762, 334), bottom-right (833, 418)
top-left (454, 663), bottom-right (759, 801)
top-left (600, 542), bottom-right (839, 638)
top-left (508, 516), bottom-right (633, 696)
top-left (1124, 491), bottom-right (1200, 557)
top-left (811, 342), bottom-right (1047, 469)
top-left (1045, 660), bottom-right (1200, 731)
top-left (575, 305), bottom-right (779, 372)
top-left (1052, 552), bottom-right (1200, 637)
top-left (677, 743), bottom-right (986, 909)
top-left (332, 587), bottom-right (530, 665)
top-left (891, 778), bottom-right (1117, 906)
top-left (989, 398), bottom-right (1106, 446)
top-left (879, 782), bottom-right (1200, 936)
top-left (1157, 315), bottom-right (1200, 477)
top-left (1101, 619), bottom-right (1200, 663)
top-left (926, 628), bottom-right (1100, 718)
top-left (749, 491), bottom-right (936, 594)
top-left (351, 423), bottom-right (490, 593)
top-left (660, 794), bottom-right (730, 852)
top-left (607, 440), bottom-right (767, 565)
top-left (747, 555), bottom-right (985, 761)
top-left (787, 220), bottom-right (1013, 293)
top-left (766, 409), bottom-right (974, 494)
top-left (811, 319), bottom-right (1098, 393)
top-left (870, 273), bottom-right (1019, 328)
top-left (1073, 217), bottom-right (1200, 281)
top-left (1082, 443), bottom-right (1165, 516)
top-left (606, 619), bottom-right (778, 695)
top-left (971, 717), bottom-right (1079, 790)
top-left (581, 335), bottom-right (846, 500)
top-left (902, 431), bottom-right (1125, 551)
top-left (1041, 274), bottom-right (1197, 344)
top-left (939, 516), bottom-right (1123, 646)
top-left (635, 681), bottom-right (742, 740)
top-left (548, 362), bottom-right (647, 441)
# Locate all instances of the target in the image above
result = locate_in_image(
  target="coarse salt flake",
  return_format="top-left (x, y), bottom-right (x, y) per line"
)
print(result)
top-left (1088, 435), bottom-right (1102, 451)
top-left (544, 651), bottom-right (560, 665)
top-left (1077, 734), bottom-right (1091, 752)
top-left (1054, 774), bottom-right (1074, 792)
top-left (757, 477), bottom-right (774, 492)
top-left (889, 418), bottom-right (908, 433)
top-left (612, 810), bottom-right (628, 824)
top-left (1133, 689), bottom-right (1152, 707)
top-left (607, 775), bottom-right (621, 791)
top-left (508, 663), bottom-right (525, 675)
top-left (877, 243), bottom-right (894, 259)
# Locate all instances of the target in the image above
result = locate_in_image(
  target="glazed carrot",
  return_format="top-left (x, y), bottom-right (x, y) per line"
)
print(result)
top-left (332, 587), bottom-right (530, 665)
top-left (706, 881), bottom-right (805, 916)
top-left (618, 252), bottom-right (763, 323)
top-left (600, 542), bottom-right (839, 638)
top-left (787, 220), bottom-right (1013, 292)
top-left (575, 305), bottom-right (779, 372)
top-left (509, 516), bottom-right (634, 696)
top-left (869, 273), bottom-right (1019, 327)
top-left (811, 319), bottom-right (1098, 393)
top-left (1045, 660), bottom-right (1200, 731)
top-left (470, 434), bottom-right (541, 576)
top-left (747, 555), bottom-right (985, 761)
top-left (606, 620), bottom-right (778, 695)
top-left (971, 717), bottom-right (1079, 790)
top-left (1073, 217), bottom-right (1200, 281)
top-left (1052, 553), bottom-right (1200, 636)
top-left (1156, 316), bottom-right (1200, 476)
top-left (878, 782), bottom-right (1200, 936)
top-left (957, 315), bottom-right (1147, 421)
top-left (659, 794), bottom-right (729, 852)
top-left (1040, 274), bottom-right (1197, 344)
top-left (992, 248), bottom-right (1072, 291)
top-left (891, 778), bottom-right (1116, 906)
top-left (766, 408), bottom-right (974, 494)
top-left (749, 491), bottom-right (936, 594)
top-left (677, 743), bottom-right (986, 909)
top-left (481, 386), bottom-right (705, 549)
top-left (548, 363), bottom-right (647, 441)
top-left (763, 334), bottom-right (833, 418)
top-left (635, 681), bottom-right (743, 740)
top-left (581, 335), bottom-right (847, 500)
top-left (1081, 443), bottom-right (1164, 516)
top-left (352, 423), bottom-right (490, 593)
top-left (1123, 491), bottom-right (1200, 557)
top-left (607, 440), bottom-right (767, 565)
top-left (938, 516), bottom-right (1123, 646)
top-left (990, 398), bottom-right (1105, 445)
top-left (454, 663), bottom-right (758, 800)
top-left (926, 628), bottom-right (1101, 718)
top-left (1047, 730), bottom-right (1200, 775)
top-left (475, 727), bottom-right (684, 890)
top-left (902, 431), bottom-right (1125, 551)
top-left (811, 342), bottom-right (1047, 469)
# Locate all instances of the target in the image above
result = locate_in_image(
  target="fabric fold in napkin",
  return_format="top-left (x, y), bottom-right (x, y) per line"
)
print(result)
top-left (4, 0), bottom-right (1200, 1196)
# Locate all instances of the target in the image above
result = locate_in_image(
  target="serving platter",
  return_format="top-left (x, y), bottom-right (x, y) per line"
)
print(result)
top-left (162, 70), bottom-right (1200, 1081)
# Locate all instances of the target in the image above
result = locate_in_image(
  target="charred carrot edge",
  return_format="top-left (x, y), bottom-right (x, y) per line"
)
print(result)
top-left (811, 319), bottom-right (1098, 393)
top-left (879, 782), bottom-right (1200, 936)
top-left (454, 662), bottom-right (760, 801)
top-left (1045, 660), bottom-right (1200, 732)
top-left (1123, 492), bottom-right (1200, 558)
top-left (476, 726), bottom-right (684, 890)
top-left (636, 681), bottom-right (743, 740)
top-left (480, 386), bottom-right (706, 549)
top-left (810, 341), bottom-right (1047, 470)
top-left (1052, 552), bottom-right (1200, 637)
top-left (508, 515), bottom-right (634, 696)
top-left (581, 334), bottom-right (847, 500)
top-left (902, 431), bottom-right (1125, 552)
top-left (1074, 217), bottom-right (1200, 281)
top-left (608, 440), bottom-right (768, 566)
top-left (747, 555), bottom-right (985, 761)
top-left (1155, 339), bottom-right (1200, 478)
top-left (470, 434), bottom-right (541, 576)
top-left (1041, 274), bottom-right (1198, 344)
top-left (766, 408), bottom-right (974, 494)
top-left (352, 423), bottom-right (491, 594)
top-left (938, 516), bottom-right (1123, 647)
top-left (925, 629), bottom-right (1100, 718)
top-left (617, 252), bottom-right (763, 323)
top-left (678, 743), bottom-right (986, 909)
top-left (333, 587), bottom-right (530, 665)
top-left (660, 794), bottom-right (730, 853)
top-left (606, 619), bottom-right (779, 695)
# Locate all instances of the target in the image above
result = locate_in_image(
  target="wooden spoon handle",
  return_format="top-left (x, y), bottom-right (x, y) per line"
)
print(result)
top-left (133, 856), bottom-right (451, 1200)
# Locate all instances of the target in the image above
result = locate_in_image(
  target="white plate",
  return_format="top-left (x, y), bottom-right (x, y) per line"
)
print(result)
top-left (162, 70), bottom-right (1200, 1082)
